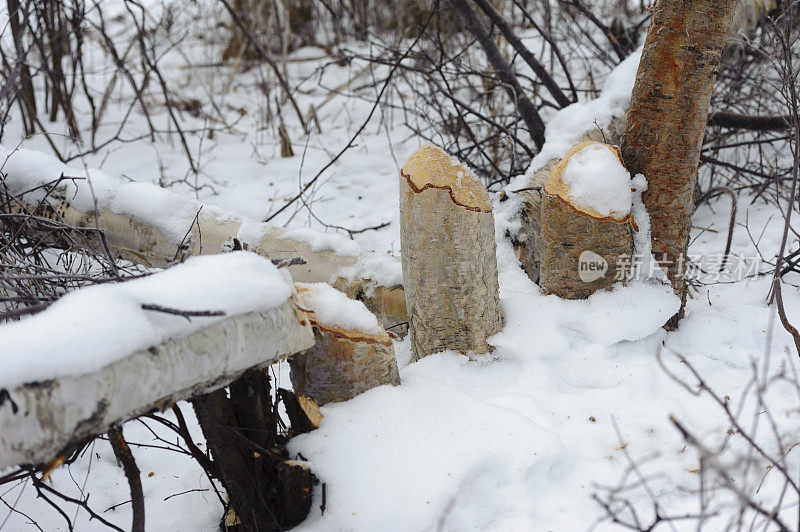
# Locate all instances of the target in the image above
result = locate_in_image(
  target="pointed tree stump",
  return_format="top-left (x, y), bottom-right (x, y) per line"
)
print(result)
top-left (399, 144), bottom-right (503, 360)
top-left (539, 142), bottom-right (635, 299)
top-left (290, 283), bottom-right (400, 406)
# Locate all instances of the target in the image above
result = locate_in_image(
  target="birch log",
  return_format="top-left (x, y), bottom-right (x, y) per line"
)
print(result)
top-left (0, 300), bottom-right (314, 471)
top-left (289, 283), bottom-right (400, 405)
top-left (399, 144), bottom-right (502, 360)
top-left (539, 142), bottom-right (634, 299)
top-left (7, 179), bottom-right (405, 329)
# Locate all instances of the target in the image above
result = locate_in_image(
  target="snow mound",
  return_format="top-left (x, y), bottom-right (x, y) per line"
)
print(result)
top-left (560, 143), bottom-right (632, 218)
top-left (295, 282), bottom-right (382, 335)
top-left (0, 252), bottom-right (293, 390)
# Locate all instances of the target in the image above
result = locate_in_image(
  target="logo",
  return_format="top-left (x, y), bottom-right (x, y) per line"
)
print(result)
top-left (578, 250), bottom-right (608, 282)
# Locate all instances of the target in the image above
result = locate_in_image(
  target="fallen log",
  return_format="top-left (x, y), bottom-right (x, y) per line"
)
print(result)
top-left (399, 144), bottom-right (502, 360)
top-left (0, 257), bottom-right (315, 471)
top-left (0, 145), bottom-right (406, 328)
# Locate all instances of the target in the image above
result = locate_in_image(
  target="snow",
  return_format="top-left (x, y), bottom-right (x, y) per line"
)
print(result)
top-left (0, 252), bottom-right (293, 390)
top-left (560, 143), bottom-right (633, 218)
top-left (521, 48), bottom-right (642, 179)
top-left (281, 227), bottom-right (363, 257)
top-left (295, 282), bottom-right (383, 335)
top-left (337, 252), bottom-right (404, 288)
top-left (2, 9), bottom-right (800, 531)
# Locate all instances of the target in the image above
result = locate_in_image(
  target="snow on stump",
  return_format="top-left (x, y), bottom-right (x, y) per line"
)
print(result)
top-left (399, 144), bottom-right (502, 360)
top-left (539, 141), bottom-right (635, 299)
top-left (290, 283), bottom-right (400, 406)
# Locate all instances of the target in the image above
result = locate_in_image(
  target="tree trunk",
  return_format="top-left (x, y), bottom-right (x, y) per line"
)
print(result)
top-left (399, 144), bottom-right (503, 360)
top-left (192, 370), bottom-right (316, 532)
top-left (290, 283), bottom-right (400, 405)
top-left (538, 142), bottom-right (634, 299)
top-left (620, 0), bottom-right (738, 327)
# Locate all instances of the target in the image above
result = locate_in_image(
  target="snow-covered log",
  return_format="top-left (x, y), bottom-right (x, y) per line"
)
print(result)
top-left (539, 142), bottom-right (634, 299)
top-left (399, 144), bottom-right (502, 360)
top-left (289, 283), bottom-right (400, 405)
top-left (0, 254), bottom-right (315, 471)
top-left (0, 145), bottom-right (406, 328)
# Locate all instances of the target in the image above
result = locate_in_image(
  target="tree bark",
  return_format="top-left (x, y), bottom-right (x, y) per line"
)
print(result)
top-left (620, 0), bottom-right (738, 327)
top-left (192, 372), bottom-right (316, 532)
top-left (538, 142), bottom-right (634, 299)
top-left (0, 299), bottom-right (314, 471)
top-left (290, 283), bottom-right (400, 405)
top-left (399, 144), bottom-right (503, 360)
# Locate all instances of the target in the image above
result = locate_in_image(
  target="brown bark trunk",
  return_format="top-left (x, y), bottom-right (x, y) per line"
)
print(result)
top-left (192, 369), bottom-right (316, 532)
top-left (538, 142), bottom-right (634, 299)
top-left (621, 0), bottom-right (738, 327)
top-left (399, 144), bottom-right (503, 360)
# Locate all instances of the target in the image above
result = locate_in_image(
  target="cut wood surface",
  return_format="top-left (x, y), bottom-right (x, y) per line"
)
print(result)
top-left (539, 142), bottom-right (634, 299)
top-left (621, 0), bottom-right (738, 325)
top-left (515, 114), bottom-right (627, 284)
top-left (290, 283), bottom-right (400, 405)
top-left (399, 144), bottom-right (502, 360)
top-left (0, 298), bottom-right (314, 471)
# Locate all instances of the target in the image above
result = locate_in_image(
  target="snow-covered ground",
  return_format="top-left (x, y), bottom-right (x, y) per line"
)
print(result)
top-left (2, 2), bottom-right (800, 530)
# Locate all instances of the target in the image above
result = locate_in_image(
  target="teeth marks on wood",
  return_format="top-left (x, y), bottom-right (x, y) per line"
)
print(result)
top-left (538, 142), bottom-right (634, 300)
top-left (399, 144), bottom-right (502, 360)
top-left (289, 284), bottom-right (400, 406)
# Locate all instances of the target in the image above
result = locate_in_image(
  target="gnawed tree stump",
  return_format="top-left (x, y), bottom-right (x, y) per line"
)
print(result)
top-left (539, 142), bottom-right (635, 299)
top-left (516, 159), bottom-right (556, 283)
top-left (290, 283), bottom-right (400, 405)
top-left (399, 144), bottom-right (502, 360)
top-left (514, 115), bottom-right (628, 283)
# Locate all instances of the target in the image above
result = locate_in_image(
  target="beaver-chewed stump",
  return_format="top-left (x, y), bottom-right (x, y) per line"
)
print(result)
top-left (539, 141), bottom-right (635, 299)
top-left (399, 144), bottom-right (502, 361)
top-left (290, 283), bottom-right (400, 406)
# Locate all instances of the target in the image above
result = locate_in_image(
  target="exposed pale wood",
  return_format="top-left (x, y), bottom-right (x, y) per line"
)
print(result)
top-left (539, 142), bottom-right (634, 299)
top-left (399, 144), bottom-right (502, 360)
top-left (332, 276), bottom-right (408, 333)
top-left (621, 0), bottom-right (738, 326)
top-left (0, 298), bottom-right (315, 471)
top-left (289, 284), bottom-right (400, 405)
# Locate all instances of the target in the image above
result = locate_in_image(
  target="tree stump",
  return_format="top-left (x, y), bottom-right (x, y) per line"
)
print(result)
top-left (539, 142), bottom-right (635, 299)
top-left (290, 283), bottom-right (400, 405)
top-left (399, 144), bottom-right (503, 360)
top-left (516, 158), bottom-right (557, 284)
